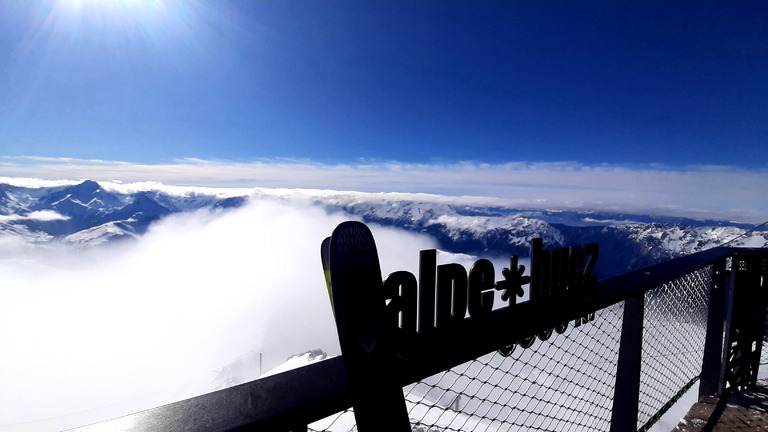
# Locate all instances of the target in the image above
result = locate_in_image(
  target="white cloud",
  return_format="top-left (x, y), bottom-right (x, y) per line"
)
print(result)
top-left (0, 195), bottom-right (442, 430)
top-left (0, 210), bottom-right (70, 222)
top-left (2, 156), bottom-right (768, 222)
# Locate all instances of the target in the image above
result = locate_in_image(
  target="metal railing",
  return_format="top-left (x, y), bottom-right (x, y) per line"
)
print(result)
top-left (402, 304), bottom-right (623, 432)
top-left (72, 234), bottom-right (768, 432)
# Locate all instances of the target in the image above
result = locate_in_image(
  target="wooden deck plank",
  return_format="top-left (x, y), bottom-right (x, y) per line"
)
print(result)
top-left (674, 379), bottom-right (768, 431)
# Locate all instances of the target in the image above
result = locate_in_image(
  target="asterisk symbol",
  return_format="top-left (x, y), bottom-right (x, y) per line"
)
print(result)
top-left (495, 256), bottom-right (530, 302)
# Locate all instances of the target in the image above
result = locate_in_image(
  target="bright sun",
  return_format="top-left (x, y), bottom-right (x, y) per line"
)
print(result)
top-left (54, 0), bottom-right (172, 26)
top-left (45, 0), bottom-right (207, 48)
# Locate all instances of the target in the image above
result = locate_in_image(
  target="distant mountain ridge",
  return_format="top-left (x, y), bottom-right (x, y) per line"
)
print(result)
top-left (327, 198), bottom-right (766, 277)
top-left (0, 180), bottom-right (765, 276)
top-left (0, 180), bottom-right (245, 246)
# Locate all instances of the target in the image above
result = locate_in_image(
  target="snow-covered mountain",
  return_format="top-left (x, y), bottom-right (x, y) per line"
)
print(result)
top-left (306, 191), bottom-right (766, 276)
top-left (0, 180), bottom-right (246, 246)
top-left (1, 179), bottom-right (765, 276)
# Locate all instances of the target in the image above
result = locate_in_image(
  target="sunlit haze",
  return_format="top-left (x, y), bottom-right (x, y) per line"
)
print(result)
top-left (1, 1), bottom-right (767, 430)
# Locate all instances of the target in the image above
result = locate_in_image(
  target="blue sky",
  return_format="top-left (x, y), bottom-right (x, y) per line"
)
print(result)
top-left (1, 1), bottom-right (766, 166)
top-left (1, 1), bottom-right (768, 221)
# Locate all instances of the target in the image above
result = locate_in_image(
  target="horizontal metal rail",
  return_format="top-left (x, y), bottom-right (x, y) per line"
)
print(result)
top-left (70, 246), bottom-right (742, 432)
top-left (70, 357), bottom-right (351, 432)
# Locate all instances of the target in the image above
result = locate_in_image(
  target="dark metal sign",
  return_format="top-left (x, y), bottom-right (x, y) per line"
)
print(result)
top-left (324, 222), bottom-right (600, 430)
top-left (324, 222), bottom-right (600, 372)
top-left (380, 237), bottom-right (599, 348)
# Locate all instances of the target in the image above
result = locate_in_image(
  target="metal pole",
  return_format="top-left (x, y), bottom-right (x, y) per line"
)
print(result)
top-left (610, 293), bottom-right (644, 432)
top-left (699, 258), bottom-right (728, 398)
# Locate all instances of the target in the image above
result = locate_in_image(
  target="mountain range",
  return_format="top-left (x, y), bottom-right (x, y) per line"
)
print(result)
top-left (1, 179), bottom-right (765, 277)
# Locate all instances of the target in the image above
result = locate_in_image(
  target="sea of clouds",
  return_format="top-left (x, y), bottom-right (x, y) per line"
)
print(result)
top-left (1, 166), bottom-right (763, 430)
top-left (0, 193), bottom-right (513, 430)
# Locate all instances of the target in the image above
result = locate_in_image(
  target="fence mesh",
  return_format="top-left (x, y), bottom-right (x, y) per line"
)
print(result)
top-left (312, 266), bottom-right (719, 432)
top-left (310, 408), bottom-right (356, 431)
top-left (404, 303), bottom-right (624, 432)
top-left (636, 265), bottom-right (712, 430)
top-left (311, 303), bottom-right (624, 432)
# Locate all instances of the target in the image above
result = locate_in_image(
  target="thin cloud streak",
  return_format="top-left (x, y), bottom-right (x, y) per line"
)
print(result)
top-left (2, 156), bottom-right (767, 222)
top-left (0, 210), bottom-right (69, 222)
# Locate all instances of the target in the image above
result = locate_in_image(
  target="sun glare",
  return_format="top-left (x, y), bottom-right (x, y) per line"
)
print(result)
top-left (55, 0), bottom-right (169, 23)
top-left (41, 0), bottom-right (211, 56)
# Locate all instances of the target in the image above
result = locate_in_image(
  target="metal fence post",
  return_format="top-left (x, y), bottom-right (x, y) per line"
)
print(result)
top-left (719, 254), bottom-right (768, 397)
top-left (699, 258), bottom-right (728, 398)
top-left (610, 293), bottom-right (644, 432)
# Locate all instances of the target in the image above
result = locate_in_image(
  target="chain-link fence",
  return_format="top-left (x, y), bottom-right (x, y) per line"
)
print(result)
top-left (404, 303), bottom-right (623, 432)
top-left (310, 408), bottom-right (356, 432)
top-left (311, 267), bottom-right (718, 432)
top-left (310, 304), bottom-right (624, 432)
top-left (637, 266), bottom-right (712, 431)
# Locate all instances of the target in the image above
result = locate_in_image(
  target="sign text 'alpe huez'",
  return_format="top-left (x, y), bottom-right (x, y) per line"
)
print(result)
top-left (380, 237), bottom-right (599, 352)
top-left (324, 221), bottom-right (600, 430)
top-left (324, 221), bottom-right (599, 370)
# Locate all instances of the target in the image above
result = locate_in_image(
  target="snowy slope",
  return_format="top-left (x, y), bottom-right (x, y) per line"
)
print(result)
top-left (212, 349), bottom-right (332, 390)
top-left (62, 220), bottom-right (139, 246)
